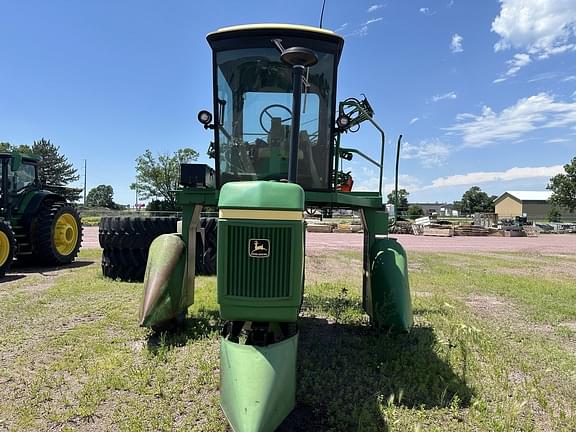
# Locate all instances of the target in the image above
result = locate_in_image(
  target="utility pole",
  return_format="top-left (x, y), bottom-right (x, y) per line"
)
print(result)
top-left (83, 159), bottom-right (87, 204)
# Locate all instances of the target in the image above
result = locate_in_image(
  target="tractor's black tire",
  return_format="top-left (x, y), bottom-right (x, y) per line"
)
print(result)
top-left (29, 202), bottom-right (83, 266)
top-left (195, 231), bottom-right (205, 276)
top-left (200, 217), bottom-right (217, 276)
top-left (99, 217), bottom-right (178, 250)
top-left (99, 217), bottom-right (178, 282)
top-left (102, 248), bottom-right (147, 282)
top-left (0, 221), bottom-right (16, 278)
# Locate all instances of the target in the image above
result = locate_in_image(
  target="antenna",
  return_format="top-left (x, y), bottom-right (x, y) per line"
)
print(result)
top-left (319, 0), bottom-right (327, 28)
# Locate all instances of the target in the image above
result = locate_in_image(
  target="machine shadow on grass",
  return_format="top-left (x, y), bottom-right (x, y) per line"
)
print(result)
top-left (11, 259), bottom-right (94, 273)
top-left (279, 318), bottom-right (474, 432)
top-left (145, 309), bottom-right (222, 354)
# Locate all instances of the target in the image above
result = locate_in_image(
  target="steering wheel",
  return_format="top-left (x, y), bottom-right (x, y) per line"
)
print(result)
top-left (259, 104), bottom-right (292, 133)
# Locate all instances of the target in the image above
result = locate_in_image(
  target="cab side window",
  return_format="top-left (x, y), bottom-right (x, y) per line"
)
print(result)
top-left (17, 163), bottom-right (36, 191)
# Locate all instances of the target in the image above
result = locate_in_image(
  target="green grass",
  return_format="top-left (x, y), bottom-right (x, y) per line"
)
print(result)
top-left (0, 249), bottom-right (575, 431)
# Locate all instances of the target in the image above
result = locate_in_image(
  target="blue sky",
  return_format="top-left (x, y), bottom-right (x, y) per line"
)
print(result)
top-left (1, 0), bottom-right (575, 205)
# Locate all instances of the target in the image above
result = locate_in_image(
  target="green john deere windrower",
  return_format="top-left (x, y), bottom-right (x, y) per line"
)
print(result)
top-left (139, 23), bottom-right (413, 432)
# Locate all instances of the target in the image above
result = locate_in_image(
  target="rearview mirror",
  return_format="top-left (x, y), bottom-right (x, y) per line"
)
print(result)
top-left (10, 153), bottom-right (22, 171)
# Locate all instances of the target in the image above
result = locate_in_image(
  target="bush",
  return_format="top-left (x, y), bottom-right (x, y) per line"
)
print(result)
top-left (146, 200), bottom-right (181, 212)
top-left (407, 205), bottom-right (425, 219)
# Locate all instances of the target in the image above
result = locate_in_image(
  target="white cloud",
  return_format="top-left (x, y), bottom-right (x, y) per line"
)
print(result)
top-left (546, 138), bottom-right (570, 143)
top-left (335, 23), bottom-right (349, 32)
top-left (563, 75), bottom-right (576, 82)
top-left (426, 165), bottom-right (564, 188)
top-left (346, 16), bottom-right (383, 38)
top-left (383, 174), bottom-right (423, 194)
top-left (505, 52), bottom-right (531, 76)
top-left (367, 4), bottom-right (384, 13)
top-left (491, 0), bottom-right (576, 77)
top-left (347, 26), bottom-right (369, 38)
top-left (354, 167), bottom-right (381, 192)
top-left (419, 7), bottom-right (435, 15)
top-left (364, 18), bottom-right (383, 25)
top-left (493, 78), bottom-right (507, 84)
top-left (450, 33), bottom-right (464, 53)
top-left (527, 71), bottom-right (560, 83)
top-left (401, 139), bottom-right (451, 167)
top-left (432, 91), bottom-right (457, 102)
top-left (444, 93), bottom-right (576, 147)
top-left (409, 117), bottom-right (419, 125)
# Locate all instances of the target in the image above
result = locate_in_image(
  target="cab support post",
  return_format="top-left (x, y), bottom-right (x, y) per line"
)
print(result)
top-left (288, 64), bottom-right (305, 183)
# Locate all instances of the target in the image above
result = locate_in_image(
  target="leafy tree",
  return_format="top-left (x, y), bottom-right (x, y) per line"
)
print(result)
top-left (407, 205), bottom-right (424, 218)
top-left (387, 189), bottom-right (409, 213)
top-left (146, 199), bottom-right (177, 212)
top-left (548, 206), bottom-right (562, 223)
top-left (456, 186), bottom-right (496, 215)
top-left (86, 185), bottom-right (116, 209)
top-left (130, 148), bottom-right (199, 210)
top-left (548, 157), bottom-right (576, 212)
top-left (0, 142), bottom-right (33, 153)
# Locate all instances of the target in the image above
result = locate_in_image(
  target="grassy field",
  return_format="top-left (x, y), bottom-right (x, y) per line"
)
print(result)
top-left (0, 249), bottom-right (575, 431)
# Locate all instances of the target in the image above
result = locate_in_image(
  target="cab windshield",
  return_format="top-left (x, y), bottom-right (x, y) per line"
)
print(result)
top-left (214, 44), bottom-right (336, 189)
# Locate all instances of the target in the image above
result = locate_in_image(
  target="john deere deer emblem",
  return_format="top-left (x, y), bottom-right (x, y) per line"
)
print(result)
top-left (249, 239), bottom-right (270, 258)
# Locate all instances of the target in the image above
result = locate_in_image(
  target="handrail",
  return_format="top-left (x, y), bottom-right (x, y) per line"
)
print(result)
top-left (338, 100), bottom-right (385, 196)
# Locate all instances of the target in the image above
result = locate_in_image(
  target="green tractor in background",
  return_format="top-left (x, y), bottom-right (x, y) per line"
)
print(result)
top-left (0, 152), bottom-right (82, 278)
top-left (139, 24), bottom-right (413, 432)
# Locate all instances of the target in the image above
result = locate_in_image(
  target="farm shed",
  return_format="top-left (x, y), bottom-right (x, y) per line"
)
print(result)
top-left (493, 191), bottom-right (572, 221)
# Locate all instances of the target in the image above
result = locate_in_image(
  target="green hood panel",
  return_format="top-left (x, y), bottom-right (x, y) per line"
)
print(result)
top-left (218, 181), bottom-right (304, 211)
top-left (220, 334), bottom-right (298, 432)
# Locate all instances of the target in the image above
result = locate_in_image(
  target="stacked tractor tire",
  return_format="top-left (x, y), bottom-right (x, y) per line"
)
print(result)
top-left (99, 216), bottom-right (217, 282)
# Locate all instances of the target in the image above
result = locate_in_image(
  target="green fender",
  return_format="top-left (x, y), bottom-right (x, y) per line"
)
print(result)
top-left (366, 237), bottom-right (413, 331)
top-left (139, 233), bottom-right (188, 327)
top-left (220, 334), bottom-right (298, 432)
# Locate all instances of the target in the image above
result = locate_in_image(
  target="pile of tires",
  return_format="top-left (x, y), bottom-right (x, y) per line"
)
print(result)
top-left (197, 217), bottom-right (217, 276)
top-left (99, 217), bottom-right (178, 282)
top-left (99, 216), bottom-right (218, 282)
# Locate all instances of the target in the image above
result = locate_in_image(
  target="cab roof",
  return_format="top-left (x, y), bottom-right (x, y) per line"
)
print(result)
top-left (207, 23), bottom-right (344, 47)
top-left (0, 152), bottom-right (41, 162)
top-left (208, 23), bottom-right (342, 39)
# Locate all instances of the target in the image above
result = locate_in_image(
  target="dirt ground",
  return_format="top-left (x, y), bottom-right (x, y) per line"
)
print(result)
top-left (81, 226), bottom-right (576, 253)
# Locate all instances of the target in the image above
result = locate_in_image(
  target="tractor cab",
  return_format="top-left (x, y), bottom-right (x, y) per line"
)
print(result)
top-left (204, 24), bottom-right (344, 190)
top-left (0, 153), bottom-right (41, 215)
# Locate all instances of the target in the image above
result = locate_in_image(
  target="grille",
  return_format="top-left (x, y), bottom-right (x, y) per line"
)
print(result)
top-left (225, 225), bottom-right (292, 298)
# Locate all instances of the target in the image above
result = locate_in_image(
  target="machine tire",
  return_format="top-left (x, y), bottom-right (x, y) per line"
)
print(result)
top-left (30, 202), bottom-right (83, 266)
top-left (200, 217), bottom-right (217, 276)
top-left (102, 248), bottom-right (147, 282)
top-left (0, 221), bottom-right (16, 278)
top-left (99, 217), bottom-right (177, 250)
top-left (99, 217), bottom-right (178, 282)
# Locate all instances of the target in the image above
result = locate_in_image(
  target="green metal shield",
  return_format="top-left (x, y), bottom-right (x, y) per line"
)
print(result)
top-left (139, 233), bottom-right (188, 327)
top-left (220, 334), bottom-right (298, 432)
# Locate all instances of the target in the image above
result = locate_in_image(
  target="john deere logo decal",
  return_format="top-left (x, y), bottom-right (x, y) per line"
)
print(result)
top-left (249, 239), bottom-right (270, 258)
